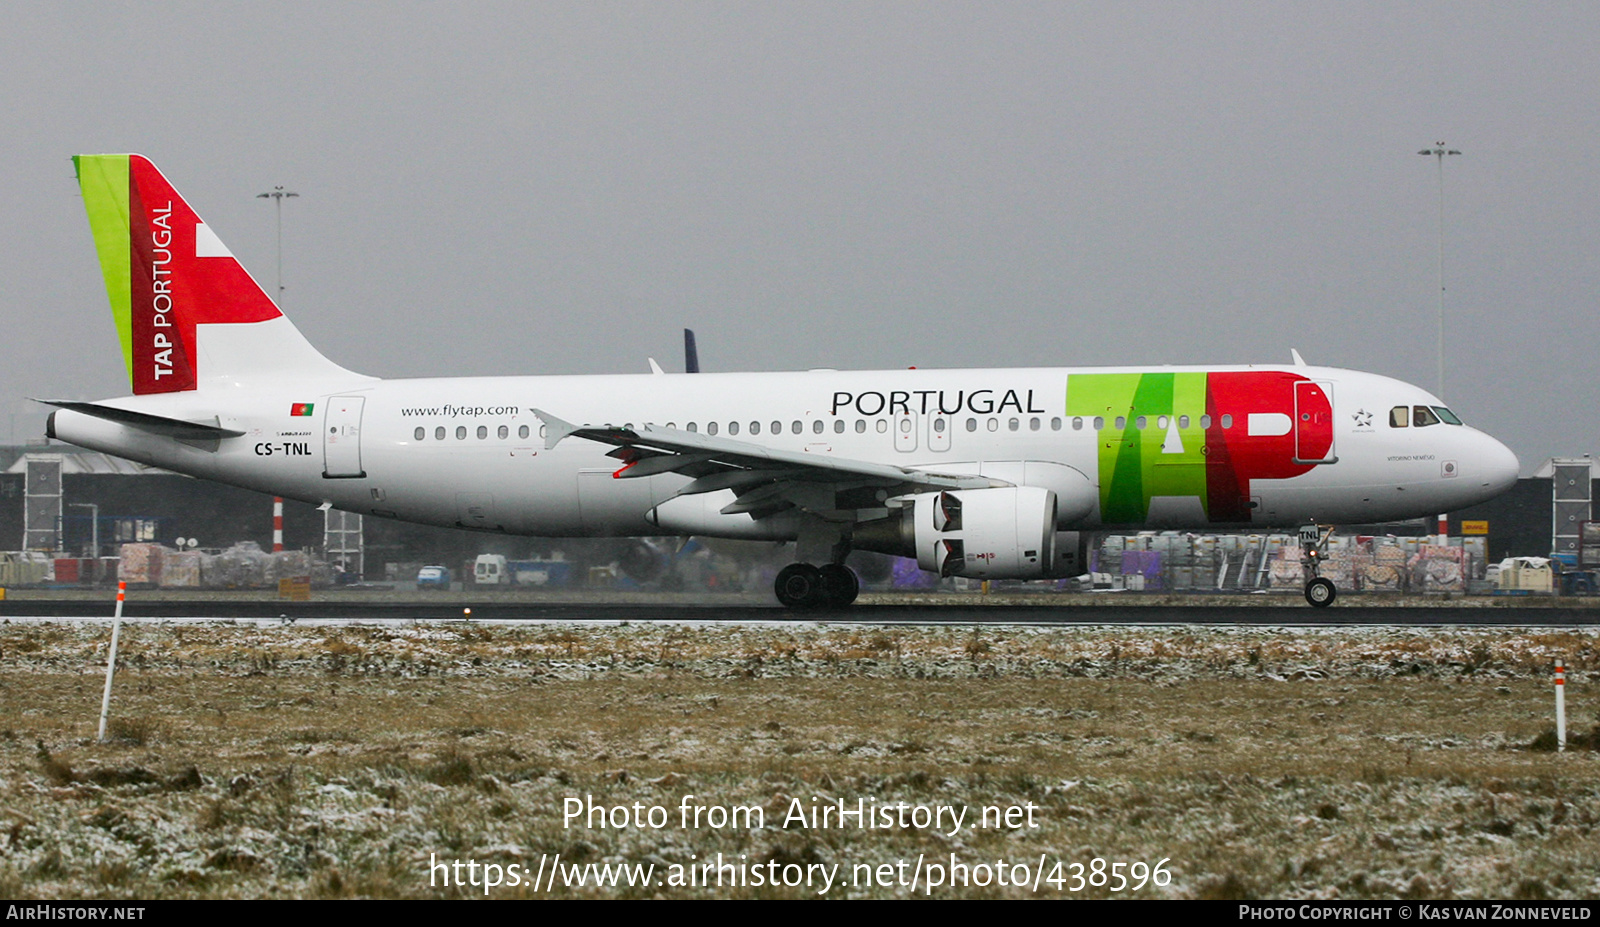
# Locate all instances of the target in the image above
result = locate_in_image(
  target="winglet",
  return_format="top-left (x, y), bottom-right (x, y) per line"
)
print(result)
top-left (684, 328), bottom-right (700, 374)
top-left (531, 408), bottom-right (580, 450)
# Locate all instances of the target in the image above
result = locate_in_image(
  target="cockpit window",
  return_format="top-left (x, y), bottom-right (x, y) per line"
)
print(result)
top-left (1433, 406), bottom-right (1463, 425)
top-left (1389, 406), bottom-right (1409, 428)
top-left (1412, 406), bottom-right (1440, 427)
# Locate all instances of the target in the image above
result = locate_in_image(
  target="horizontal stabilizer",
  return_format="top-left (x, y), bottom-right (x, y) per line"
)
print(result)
top-left (36, 400), bottom-right (245, 438)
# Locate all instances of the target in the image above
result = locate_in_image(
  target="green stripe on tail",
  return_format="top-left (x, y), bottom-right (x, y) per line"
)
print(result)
top-left (72, 155), bottom-right (134, 386)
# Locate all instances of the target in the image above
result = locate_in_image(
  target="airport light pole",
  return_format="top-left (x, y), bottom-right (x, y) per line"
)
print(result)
top-left (1418, 142), bottom-right (1460, 399)
top-left (1419, 142), bottom-right (1460, 545)
top-left (256, 185), bottom-right (299, 307)
top-left (258, 185), bottom-right (298, 556)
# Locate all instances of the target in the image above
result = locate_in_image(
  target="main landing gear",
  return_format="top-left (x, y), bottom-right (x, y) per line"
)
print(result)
top-left (775, 562), bottom-right (860, 609)
top-left (1299, 523), bottom-right (1337, 608)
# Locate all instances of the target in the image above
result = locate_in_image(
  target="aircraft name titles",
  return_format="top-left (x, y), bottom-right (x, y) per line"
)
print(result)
top-left (830, 389), bottom-right (1047, 417)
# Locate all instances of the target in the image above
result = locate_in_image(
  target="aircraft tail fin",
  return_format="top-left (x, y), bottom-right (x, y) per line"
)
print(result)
top-left (73, 154), bottom-right (360, 395)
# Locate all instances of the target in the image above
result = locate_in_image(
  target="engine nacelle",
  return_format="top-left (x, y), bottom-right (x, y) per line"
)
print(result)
top-left (914, 486), bottom-right (1057, 579)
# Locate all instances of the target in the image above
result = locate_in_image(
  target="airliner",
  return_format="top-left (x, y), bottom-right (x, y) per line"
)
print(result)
top-left (44, 155), bottom-right (1520, 608)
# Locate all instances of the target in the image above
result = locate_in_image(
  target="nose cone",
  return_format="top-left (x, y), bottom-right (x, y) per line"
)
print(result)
top-left (1475, 430), bottom-right (1520, 498)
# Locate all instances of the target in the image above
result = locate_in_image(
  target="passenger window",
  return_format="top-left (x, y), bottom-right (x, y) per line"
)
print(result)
top-left (1390, 406), bottom-right (1409, 427)
top-left (1051, 417), bottom-right (1061, 431)
top-left (497, 425), bottom-right (509, 440)
top-left (813, 420), bottom-right (824, 434)
top-left (1114, 416), bottom-right (1126, 429)
top-left (987, 418), bottom-right (999, 432)
top-left (518, 425), bottom-right (529, 439)
top-left (899, 418), bottom-right (912, 433)
top-left (1029, 417), bottom-right (1040, 431)
top-left (876, 420), bottom-right (888, 433)
top-left (792, 421), bottom-right (803, 434)
top-left (1135, 415), bottom-right (1147, 430)
top-left (1199, 414), bottom-right (1211, 429)
top-left (476, 425), bottom-right (488, 440)
top-left (856, 420), bottom-right (867, 433)
top-left (1008, 418), bottom-right (1019, 431)
top-left (966, 418), bottom-right (977, 432)
top-left (749, 421), bottom-right (760, 435)
top-left (933, 417), bottom-right (946, 432)
top-left (1178, 415), bottom-right (1189, 429)
top-left (771, 421), bottom-right (781, 435)
top-left (707, 421), bottom-right (719, 435)
top-left (414, 427), bottom-right (425, 441)
top-left (456, 426), bottom-right (467, 440)
top-left (1413, 406), bottom-right (1439, 427)
top-left (728, 421), bottom-right (739, 435)
top-left (1093, 416), bottom-right (1104, 431)
top-left (1072, 417), bottom-right (1083, 431)
top-left (834, 419), bottom-right (845, 434)
top-left (687, 422), bottom-right (698, 433)
top-left (1221, 414), bottom-right (1233, 429)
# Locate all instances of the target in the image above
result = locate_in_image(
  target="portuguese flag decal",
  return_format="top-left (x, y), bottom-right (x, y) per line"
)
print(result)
top-left (290, 402), bottom-right (315, 417)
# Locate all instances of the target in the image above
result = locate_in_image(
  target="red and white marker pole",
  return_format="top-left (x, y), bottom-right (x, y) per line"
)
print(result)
top-left (273, 497), bottom-right (284, 552)
top-left (97, 581), bottom-right (126, 741)
top-left (1437, 513), bottom-right (1449, 545)
top-left (1555, 659), bottom-right (1567, 753)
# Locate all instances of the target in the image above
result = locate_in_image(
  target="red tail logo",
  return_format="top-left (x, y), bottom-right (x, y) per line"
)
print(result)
top-left (126, 156), bottom-right (281, 393)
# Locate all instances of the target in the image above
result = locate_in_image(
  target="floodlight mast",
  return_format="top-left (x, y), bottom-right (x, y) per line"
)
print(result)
top-left (1417, 142), bottom-right (1460, 399)
top-left (255, 185), bottom-right (299, 307)
top-left (256, 185), bottom-right (299, 555)
top-left (1418, 141), bottom-right (1461, 546)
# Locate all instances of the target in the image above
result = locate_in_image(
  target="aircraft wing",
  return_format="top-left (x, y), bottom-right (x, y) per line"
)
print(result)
top-left (534, 408), bottom-right (1006, 519)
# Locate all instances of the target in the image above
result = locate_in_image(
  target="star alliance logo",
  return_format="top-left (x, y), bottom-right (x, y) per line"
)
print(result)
top-left (1352, 409), bottom-right (1373, 428)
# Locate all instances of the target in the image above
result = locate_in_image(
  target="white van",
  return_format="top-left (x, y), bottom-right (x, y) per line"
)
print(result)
top-left (474, 554), bottom-right (509, 585)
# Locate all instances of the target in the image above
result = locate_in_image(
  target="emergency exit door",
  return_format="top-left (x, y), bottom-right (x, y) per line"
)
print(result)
top-left (323, 396), bottom-right (366, 478)
top-left (1292, 381), bottom-right (1337, 465)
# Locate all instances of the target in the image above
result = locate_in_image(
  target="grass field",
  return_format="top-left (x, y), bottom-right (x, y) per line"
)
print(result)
top-left (1, 619), bottom-right (1596, 899)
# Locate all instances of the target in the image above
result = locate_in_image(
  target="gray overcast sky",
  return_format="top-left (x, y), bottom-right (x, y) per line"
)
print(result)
top-left (2, 2), bottom-right (1595, 471)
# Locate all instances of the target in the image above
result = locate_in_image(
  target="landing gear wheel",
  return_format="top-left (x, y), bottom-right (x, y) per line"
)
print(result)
top-left (775, 563), bottom-right (825, 609)
top-left (818, 563), bottom-right (860, 608)
top-left (1305, 577), bottom-right (1337, 608)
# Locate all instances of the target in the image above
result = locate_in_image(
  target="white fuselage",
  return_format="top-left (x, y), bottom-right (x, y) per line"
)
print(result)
top-left (49, 363), bottom-right (1520, 540)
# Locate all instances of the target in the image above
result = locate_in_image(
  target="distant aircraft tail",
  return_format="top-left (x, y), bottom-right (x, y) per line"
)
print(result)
top-left (73, 154), bottom-right (360, 395)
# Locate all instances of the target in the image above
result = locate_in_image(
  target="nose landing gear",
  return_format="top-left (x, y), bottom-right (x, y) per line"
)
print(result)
top-left (1300, 524), bottom-right (1337, 607)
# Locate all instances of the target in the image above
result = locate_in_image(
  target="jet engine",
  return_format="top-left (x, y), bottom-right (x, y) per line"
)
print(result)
top-left (913, 486), bottom-right (1058, 579)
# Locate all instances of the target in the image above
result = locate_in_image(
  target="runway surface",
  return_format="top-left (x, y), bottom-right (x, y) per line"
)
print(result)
top-left (3, 597), bottom-right (1597, 626)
